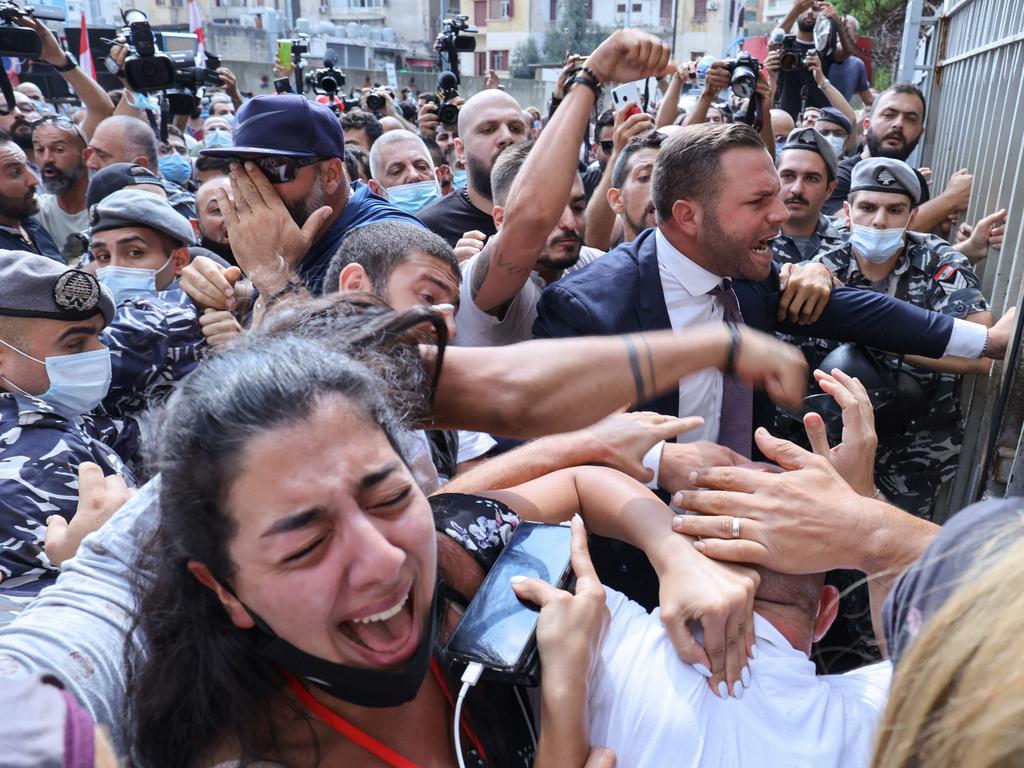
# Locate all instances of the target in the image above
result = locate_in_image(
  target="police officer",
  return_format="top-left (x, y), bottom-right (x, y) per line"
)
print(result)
top-left (88, 188), bottom-right (197, 306)
top-left (771, 127), bottom-right (848, 266)
top-left (813, 157), bottom-right (992, 519)
top-left (0, 254), bottom-right (135, 598)
top-left (814, 106), bottom-right (853, 159)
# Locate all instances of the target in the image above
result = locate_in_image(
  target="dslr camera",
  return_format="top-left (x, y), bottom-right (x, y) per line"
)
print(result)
top-left (722, 52), bottom-right (760, 100)
top-left (366, 87), bottom-right (391, 112)
top-left (305, 48), bottom-right (345, 95)
top-left (778, 35), bottom-right (806, 71)
top-left (0, 0), bottom-right (63, 60)
top-left (119, 9), bottom-right (176, 92)
top-left (435, 70), bottom-right (460, 125)
top-left (435, 14), bottom-right (476, 82)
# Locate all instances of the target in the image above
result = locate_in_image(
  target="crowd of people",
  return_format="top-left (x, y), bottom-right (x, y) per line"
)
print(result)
top-left (0, 3), bottom-right (1020, 766)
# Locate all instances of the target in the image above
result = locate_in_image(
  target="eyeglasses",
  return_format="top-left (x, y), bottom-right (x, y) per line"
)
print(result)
top-left (251, 155), bottom-right (324, 184)
top-left (31, 115), bottom-right (87, 147)
top-left (598, 140), bottom-right (614, 155)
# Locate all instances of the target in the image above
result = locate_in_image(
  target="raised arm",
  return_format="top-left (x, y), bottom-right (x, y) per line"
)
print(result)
top-left (683, 61), bottom-right (730, 127)
top-left (805, 51), bottom-right (857, 130)
top-left (655, 63), bottom-right (694, 128)
top-left (472, 29), bottom-right (670, 314)
top-left (19, 17), bottom-right (114, 139)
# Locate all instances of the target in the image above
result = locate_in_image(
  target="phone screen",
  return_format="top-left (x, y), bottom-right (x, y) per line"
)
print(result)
top-left (277, 40), bottom-right (292, 69)
top-left (274, 77), bottom-right (292, 94)
top-left (445, 522), bottom-right (572, 682)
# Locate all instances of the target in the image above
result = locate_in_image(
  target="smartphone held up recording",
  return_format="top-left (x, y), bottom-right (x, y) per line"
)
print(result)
top-left (445, 522), bottom-right (574, 686)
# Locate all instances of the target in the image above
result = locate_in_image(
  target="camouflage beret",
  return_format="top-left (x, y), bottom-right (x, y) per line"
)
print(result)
top-left (0, 250), bottom-right (114, 325)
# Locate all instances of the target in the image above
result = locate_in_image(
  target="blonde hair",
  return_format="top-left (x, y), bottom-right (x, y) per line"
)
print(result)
top-left (870, 526), bottom-right (1024, 767)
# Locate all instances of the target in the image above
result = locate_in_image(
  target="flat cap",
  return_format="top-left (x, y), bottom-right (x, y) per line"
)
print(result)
top-left (89, 189), bottom-right (196, 246)
top-left (849, 157), bottom-right (922, 205)
top-left (0, 250), bottom-right (114, 325)
top-left (86, 162), bottom-right (163, 209)
top-left (780, 126), bottom-right (838, 178)
top-left (816, 106), bottom-right (852, 134)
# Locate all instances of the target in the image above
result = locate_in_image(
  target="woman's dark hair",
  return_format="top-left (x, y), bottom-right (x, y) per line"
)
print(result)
top-left (126, 321), bottom-right (434, 767)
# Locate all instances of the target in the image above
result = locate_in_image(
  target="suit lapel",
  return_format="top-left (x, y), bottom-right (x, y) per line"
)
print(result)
top-left (635, 229), bottom-right (679, 420)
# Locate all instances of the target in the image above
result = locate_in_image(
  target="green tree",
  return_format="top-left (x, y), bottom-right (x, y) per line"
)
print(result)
top-left (543, 0), bottom-right (610, 62)
top-left (510, 36), bottom-right (541, 79)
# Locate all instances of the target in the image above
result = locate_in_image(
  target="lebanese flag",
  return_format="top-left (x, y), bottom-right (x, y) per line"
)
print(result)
top-left (189, 0), bottom-right (207, 67)
top-left (79, 11), bottom-right (96, 79)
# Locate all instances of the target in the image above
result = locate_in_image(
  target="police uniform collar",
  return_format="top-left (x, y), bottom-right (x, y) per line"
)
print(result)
top-left (816, 214), bottom-right (842, 240)
top-left (1, 390), bottom-right (72, 426)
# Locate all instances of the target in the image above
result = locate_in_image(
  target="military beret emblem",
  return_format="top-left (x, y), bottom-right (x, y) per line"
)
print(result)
top-left (53, 269), bottom-right (100, 312)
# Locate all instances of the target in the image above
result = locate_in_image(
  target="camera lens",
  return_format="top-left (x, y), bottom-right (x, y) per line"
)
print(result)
top-left (321, 75), bottom-right (338, 93)
top-left (730, 66), bottom-right (756, 99)
top-left (438, 103), bottom-right (459, 125)
top-left (366, 93), bottom-right (385, 111)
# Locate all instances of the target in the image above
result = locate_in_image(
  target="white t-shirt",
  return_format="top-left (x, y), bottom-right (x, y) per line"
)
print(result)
top-left (36, 193), bottom-right (89, 258)
top-left (590, 589), bottom-right (892, 768)
top-left (453, 247), bottom-right (605, 347)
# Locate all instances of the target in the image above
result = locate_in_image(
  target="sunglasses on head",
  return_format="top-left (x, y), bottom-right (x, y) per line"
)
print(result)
top-left (31, 115), bottom-right (87, 147)
top-left (250, 155), bottom-right (324, 184)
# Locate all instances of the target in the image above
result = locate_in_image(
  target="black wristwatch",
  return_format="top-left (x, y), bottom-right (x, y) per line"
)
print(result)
top-left (54, 52), bottom-right (78, 72)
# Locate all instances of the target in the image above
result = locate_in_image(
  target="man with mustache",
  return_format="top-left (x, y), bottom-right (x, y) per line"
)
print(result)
top-left (0, 136), bottom-right (60, 261)
top-left (0, 91), bottom-right (39, 160)
top-left (823, 84), bottom-right (973, 232)
top-left (452, 29), bottom-right (669, 347)
top-left (770, 128), bottom-right (846, 266)
top-left (33, 117), bottom-right (90, 261)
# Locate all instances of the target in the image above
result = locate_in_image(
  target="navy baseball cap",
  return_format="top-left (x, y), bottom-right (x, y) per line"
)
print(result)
top-left (817, 106), bottom-right (852, 135)
top-left (200, 94), bottom-right (345, 160)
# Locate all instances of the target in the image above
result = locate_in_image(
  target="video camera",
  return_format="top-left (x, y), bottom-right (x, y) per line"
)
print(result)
top-left (722, 52), bottom-right (759, 100)
top-left (435, 14), bottom-right (476, 83)
top-left (436, 70), bottom-right (460, 125)
top-left (0, 0), bottom-right (64, 115)
top-left (305, 48), bottom-right (345, 96)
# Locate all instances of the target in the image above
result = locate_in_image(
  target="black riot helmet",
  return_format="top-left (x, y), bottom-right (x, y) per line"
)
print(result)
top-left (805, 344), bottom-right (929, 444)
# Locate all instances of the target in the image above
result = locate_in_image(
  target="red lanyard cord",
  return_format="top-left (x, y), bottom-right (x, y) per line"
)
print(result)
top-left (284, 661), bottom-right (489, 768)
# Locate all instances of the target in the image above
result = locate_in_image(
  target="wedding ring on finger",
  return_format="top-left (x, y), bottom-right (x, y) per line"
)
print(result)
top-left (731, 516), bottom-right (742, 539)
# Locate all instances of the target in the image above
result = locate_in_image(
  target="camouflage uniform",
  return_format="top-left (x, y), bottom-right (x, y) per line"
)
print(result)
top-left (811, 232), bottom-right (989, 517)
top-left (0, 294), bottom-right (205, 600)
top-left (768, 214), bottom-right (848, 266)
top-left (807, 233), bottom-right (989, 674)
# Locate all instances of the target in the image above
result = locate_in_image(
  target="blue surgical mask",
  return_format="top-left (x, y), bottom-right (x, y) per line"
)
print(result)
top-left (97, 256), bottom-right (173, 305)
top-left (386, 179), bottom-right (441, 214)
top-left (0, 341), bottom-right (112, 418)
top-left (132, 91), bottom-right (160, 114)
top-left (850, 223), bottom-right (906, 263)
top-left (203, 129), bottom-right (233, 149)
top-left (452, 169), bottom-right (468, 190)
top-left (824, 134), bottom-right (846, 157)
top-left (159, 153), bottom-right (192, 185)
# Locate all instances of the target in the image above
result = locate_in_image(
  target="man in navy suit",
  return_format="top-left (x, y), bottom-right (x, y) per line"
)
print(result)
top-left (534, 123), bottom-right (1011, 455)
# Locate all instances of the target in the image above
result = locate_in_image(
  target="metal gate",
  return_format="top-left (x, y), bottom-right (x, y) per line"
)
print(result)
top-left (899, 0), bottom-right (1024, 517)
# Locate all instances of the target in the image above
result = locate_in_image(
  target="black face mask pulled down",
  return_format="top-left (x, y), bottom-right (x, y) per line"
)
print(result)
top-left (247, 592), bottom-right (438, 709)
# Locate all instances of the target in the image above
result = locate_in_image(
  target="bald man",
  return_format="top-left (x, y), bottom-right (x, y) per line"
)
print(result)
top-left (770, 108), bottom-right (795, 156)
top-left (417, 89), bottom-right (528, 246)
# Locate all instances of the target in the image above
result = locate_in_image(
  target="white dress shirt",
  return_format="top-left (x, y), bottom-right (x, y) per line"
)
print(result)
top-left (655, 228), bottom-right (728, 442)
top-left (590, 589), bottom-right (893, 768)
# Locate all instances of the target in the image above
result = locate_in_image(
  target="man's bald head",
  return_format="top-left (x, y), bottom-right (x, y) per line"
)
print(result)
top-left (87, 116), bottom-right (159, 172)
top-left (458, 89), bottom-right (523, 134)
top-left (770, 109), bottom-right (795, 143)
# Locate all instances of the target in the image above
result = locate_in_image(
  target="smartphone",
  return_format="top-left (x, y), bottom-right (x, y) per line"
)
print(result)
top-left (611, 82), bottom-right (643, 116)
top-left (276, 39), bottom-right (292, 69)
top-left (445, 521), bottom-right (574, 686)
top-left (273, 77), bottom-right (292, 94)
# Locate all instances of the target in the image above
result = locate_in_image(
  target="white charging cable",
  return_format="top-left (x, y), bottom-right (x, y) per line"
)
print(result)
top-left (454, 661), bottom-right (484, 768)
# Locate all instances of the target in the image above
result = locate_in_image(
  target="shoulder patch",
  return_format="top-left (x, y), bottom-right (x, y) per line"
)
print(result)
top-left (933, 264), bottom-right (970, 293)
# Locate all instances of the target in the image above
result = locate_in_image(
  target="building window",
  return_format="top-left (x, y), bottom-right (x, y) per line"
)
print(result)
top-left (690, 50), bottom-right (705, 61)
top-left (475, 51), bottom-right (486, 74)
top-left (474, 0), bottom-right (486, 25)
top-left (616, 3), bottom-right (624, 10)
top-left (490, 49), bottom-right (509, 70)
top-left (660, 0), bottom-right (672, 22)
top-left (693, 0), bottom-right (706, 20)
top-left (488, 0), bottom-right (511, 18)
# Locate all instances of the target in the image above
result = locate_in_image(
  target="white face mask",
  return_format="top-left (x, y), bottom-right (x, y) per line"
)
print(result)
top-left (850, 223), bottom-right (906, 263)
top-left (824, 134), bottom-right (846, 156)
top-left (0, 339), bottom-right (112, 418)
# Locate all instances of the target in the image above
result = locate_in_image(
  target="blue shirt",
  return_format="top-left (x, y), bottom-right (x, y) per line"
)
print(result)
top-left (298, 180), bottom-right (424, 295)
